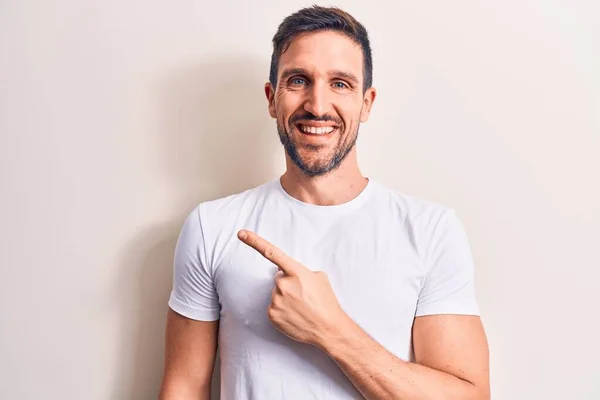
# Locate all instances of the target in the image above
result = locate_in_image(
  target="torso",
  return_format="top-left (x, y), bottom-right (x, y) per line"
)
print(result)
top-left (197, 178), bottom-right (444, 399)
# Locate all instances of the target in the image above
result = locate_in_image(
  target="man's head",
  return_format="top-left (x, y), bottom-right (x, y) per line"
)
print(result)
top-left (265, 6), bottom-right (376, 177)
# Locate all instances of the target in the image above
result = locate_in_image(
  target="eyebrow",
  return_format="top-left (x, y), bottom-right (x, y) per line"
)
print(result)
top-left (329, 70), bottom-right (360, 85)
top-left (280, 68), bottom-right (308, 82)
top-left (279, 68), bottom-right (360, 86)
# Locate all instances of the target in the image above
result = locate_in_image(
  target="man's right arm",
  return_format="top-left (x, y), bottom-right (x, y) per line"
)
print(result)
top-left (159, 309), bottom-right (219, 400)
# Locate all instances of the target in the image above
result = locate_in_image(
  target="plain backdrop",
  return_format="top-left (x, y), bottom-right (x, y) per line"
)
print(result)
top-left (1, 1), bottom-right (599, 399)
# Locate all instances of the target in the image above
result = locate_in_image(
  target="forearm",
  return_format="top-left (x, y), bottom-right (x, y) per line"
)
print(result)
top-left (158, 381), bottom-right (210, 400)
top-left (318, 318), bottom-right (485, 400)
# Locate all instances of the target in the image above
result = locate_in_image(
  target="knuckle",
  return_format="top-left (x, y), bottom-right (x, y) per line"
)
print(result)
top-left (276, 280), bottom-right (287, 295)
top-left (316, 270), bottom-right (327, 278)
top-left (273, 281), bottom-right (282, 293)
top-left (264, 247), bottom-right (277, 261)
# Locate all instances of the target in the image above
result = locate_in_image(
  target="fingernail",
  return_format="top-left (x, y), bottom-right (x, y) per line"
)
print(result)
top-left (238, 230), bottom-right (247, 240)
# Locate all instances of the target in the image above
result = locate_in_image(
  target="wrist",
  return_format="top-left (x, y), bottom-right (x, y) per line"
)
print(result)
top-left (314, 312), bottom-right (360, 354)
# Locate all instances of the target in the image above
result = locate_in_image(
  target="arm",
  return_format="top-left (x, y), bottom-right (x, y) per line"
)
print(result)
top-left (159, 309), bottom-right (219, 400)
top-left (318, 208), bottom-right (489, 399)
top-left (160, 205), bottom-right (221, 399)
top-left (318, 313), bottom-right (490, 400)
top-left (237, 208), bottom-right (488, 399)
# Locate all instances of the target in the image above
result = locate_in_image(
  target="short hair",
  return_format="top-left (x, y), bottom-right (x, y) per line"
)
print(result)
top-left (269, 5), bottom-right (373, 93)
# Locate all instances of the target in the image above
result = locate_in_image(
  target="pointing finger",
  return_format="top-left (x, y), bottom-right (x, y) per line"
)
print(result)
top-left (237, 230), bottom-right (302, 276)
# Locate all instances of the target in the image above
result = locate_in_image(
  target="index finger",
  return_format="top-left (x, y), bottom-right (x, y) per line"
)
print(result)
top-left (237, 229), bottom-right (301, 276)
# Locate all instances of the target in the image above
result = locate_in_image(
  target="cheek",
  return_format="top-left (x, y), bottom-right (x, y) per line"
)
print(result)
top-left (276, 90), bottom-right (302, 109)
top-left (274, 95), bottom-right (291, 121)
top-left (337, 99), bottom-right (362, 123)
top-left (339, 112), bottom-right (359, 133)
top-left (278, 97), bottom-right (304, 128)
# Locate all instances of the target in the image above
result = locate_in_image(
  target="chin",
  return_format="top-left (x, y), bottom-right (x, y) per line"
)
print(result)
top-left (293, 155), bottom-right (339, 177)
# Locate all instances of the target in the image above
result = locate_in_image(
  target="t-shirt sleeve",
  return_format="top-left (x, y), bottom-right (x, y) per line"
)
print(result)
top-left (168, 205), bottom-right (220, 321)
top-left (415, 209), bottom-right (480, 317)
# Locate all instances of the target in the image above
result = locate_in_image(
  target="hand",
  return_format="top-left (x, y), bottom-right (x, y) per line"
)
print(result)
top-left (237, 229), bottom-right (348, 347)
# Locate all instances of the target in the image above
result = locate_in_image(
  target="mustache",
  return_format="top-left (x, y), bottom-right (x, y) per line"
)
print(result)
top-left (290, 113), bottom-right (341, 125)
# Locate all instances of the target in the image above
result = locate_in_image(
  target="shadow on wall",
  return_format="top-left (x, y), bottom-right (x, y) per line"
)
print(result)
top-left (111, 56), bottom-right (280, 400)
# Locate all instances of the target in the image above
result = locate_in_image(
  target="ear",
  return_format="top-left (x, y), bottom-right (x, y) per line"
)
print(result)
top-left (265, 82), bottom-right (277, 119)
top-left (359, 87), bottom-right (377, 123)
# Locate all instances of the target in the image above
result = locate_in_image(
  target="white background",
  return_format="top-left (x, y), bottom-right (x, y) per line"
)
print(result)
top-left (1, 1), bottom-right (599, 399)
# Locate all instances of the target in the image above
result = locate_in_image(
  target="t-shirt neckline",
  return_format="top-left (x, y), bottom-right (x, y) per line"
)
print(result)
top-left (272, 175), bottom-right (374, 215)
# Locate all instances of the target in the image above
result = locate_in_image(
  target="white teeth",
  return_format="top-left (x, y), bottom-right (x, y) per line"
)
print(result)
top-left (299, 124), bottom-right (335, 134)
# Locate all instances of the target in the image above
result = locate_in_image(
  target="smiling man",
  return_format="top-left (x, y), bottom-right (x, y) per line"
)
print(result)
top-left (159, 6), bottom-right (490, 400)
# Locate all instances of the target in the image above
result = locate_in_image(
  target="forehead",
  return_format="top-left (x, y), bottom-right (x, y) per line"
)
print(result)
top-left (278, 30), bottom-right (364, 80)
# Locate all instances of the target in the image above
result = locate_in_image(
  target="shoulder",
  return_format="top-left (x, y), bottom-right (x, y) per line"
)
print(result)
top-left (180, 179), bottom-right (277, 236)
top-left (369, 180), bottom-right (453, 227)
top-left (368, 181), bottom-right (464, 258)
top-left (197, 179), bottom-right (276, 220)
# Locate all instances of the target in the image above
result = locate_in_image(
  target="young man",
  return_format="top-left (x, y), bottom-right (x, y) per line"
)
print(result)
top-left (159, 6), bottom-right (490, 400)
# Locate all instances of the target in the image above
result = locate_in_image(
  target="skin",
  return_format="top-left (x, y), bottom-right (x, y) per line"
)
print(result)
top-left (265, 30), bottom-right (376, 206)
top-left (159, 30), bottom-right (490, 400)
top-left (159, 312), bottom-right (218, 400)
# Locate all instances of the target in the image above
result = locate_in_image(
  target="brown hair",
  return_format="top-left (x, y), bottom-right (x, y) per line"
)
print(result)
top-left (269, 5), bottom-right (373, 93)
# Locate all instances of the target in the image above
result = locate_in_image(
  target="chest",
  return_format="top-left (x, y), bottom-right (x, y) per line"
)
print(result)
top-left (213, 215), bottom-right (425, 349)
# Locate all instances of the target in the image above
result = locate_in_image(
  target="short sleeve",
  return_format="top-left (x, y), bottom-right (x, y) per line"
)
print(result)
top-left (168, 205), bottom-right (220, 321)
top-left (415, 209), bottom-right (480, 317)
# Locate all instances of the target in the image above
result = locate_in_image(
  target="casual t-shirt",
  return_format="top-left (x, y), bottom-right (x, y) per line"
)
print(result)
top-left (168, 177), bottom-right (480, 400)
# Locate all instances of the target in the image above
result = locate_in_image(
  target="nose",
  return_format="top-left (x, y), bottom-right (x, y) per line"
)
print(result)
top-left (303, 81), bottom-right (330, 117)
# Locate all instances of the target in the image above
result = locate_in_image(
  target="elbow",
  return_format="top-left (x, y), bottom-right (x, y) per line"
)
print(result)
top-left (469, 385), bottom-right (490, 400)
top-left (458, 379), bottom-right (489, 400)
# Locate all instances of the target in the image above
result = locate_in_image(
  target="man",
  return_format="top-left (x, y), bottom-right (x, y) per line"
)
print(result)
top-left (159, 5), bottom-right (489, 400)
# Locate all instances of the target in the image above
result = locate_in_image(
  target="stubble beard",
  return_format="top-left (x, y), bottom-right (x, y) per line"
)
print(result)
top-left (276, 120), bottom-right (359, 178)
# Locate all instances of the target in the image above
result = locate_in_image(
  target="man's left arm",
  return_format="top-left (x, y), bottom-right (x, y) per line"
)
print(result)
top-left (317, 208), bottom-right (490, 400)
top-left (237, 205), bottom-right (490, 400)
top-left (317, 312), bottom-right (490, 400)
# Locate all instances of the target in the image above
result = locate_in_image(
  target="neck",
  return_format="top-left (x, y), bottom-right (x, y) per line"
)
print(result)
top-left (280, 149), bottom-right (368, 206)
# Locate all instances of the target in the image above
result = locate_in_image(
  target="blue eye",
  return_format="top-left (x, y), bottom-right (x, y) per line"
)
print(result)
top-left (333, 81), bottom-right (348, 89)
top-left (291, 78), bottom-right (306, 85)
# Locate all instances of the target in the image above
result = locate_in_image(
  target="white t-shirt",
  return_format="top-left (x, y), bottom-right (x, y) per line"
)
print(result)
top-left (168, 177), bottom-right (479, 400)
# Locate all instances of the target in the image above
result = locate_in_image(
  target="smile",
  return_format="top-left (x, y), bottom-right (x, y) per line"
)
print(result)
top-left (297, 124), bottom-right (336, 135)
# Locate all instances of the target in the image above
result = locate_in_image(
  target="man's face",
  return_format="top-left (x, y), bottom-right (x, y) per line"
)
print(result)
top-left (266, 30), bottom-right (376, 177)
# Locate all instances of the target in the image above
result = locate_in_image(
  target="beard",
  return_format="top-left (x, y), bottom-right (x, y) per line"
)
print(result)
top-left (277, 115), bottom-right (359, 178)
